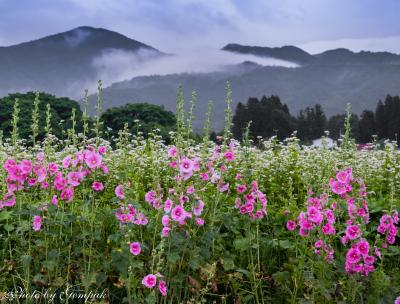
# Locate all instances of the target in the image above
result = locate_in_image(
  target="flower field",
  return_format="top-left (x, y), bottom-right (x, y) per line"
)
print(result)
top-left (0, 96), bottom-right (399, 304)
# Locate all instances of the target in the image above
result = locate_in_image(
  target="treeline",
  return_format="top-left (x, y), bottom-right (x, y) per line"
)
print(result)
top-left (232, 95), bottom-right (400, 143)
top-left (0, 92), bottom-right (176, 144)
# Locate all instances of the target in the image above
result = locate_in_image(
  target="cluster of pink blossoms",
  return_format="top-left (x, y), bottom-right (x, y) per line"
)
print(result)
top-left (142, 274), bottom-right (167, 297)
top-left (114, 201), bottom-right (148, 225)
top-left (1, 147), bottom-right (108, 230)
top-left (377, 211), bottom-right (398, 246)
top-left (145, 185), bottom-right (205, 238)
top-left (287, 168), bottom-right (390, 276)
top-left (288, 191), bottom-right (336, 261)
top-left (234, 180), bottom-right (267, 220)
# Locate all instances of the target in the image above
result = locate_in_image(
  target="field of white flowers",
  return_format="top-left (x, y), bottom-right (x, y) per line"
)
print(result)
top-left (0, 88), bottom-right (399, 304)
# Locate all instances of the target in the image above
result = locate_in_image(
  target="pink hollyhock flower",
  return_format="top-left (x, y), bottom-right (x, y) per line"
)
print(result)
top-left (196, 218), bottom-right (205, 226)
top-left (224, 150), bottom-right (235, 161)
top-left (47, 162), bottom-right (59, 175)
top-left (245, 202), bottom-right (254, 213)
top-left (134, 213), bottom-right (148, 225)
top-left (92, 181), bottom-right (104, 191)
top-left (393, 211), bottom-right (399, 224)
top-left (115, 185), bottom-right (125, 199)
top-left (193, 200), bottom-right (205, 216)
top-left (314, 240), bottom-right (323, 248)
top-left (2, 193), bottom-right (15, 207)
top-left (386, 234), bottom-right (395, 244)
top-left (356, 239), bottom-right (370, 256)
top-left (98, 146), bottom-right (107, 154)
top-left (218, 183), bottom-right (229, 193)
top-left (142, 274), bottom-right (157, 288)
top-left (158, 280), bottom-right (167, 296)
top-left (235, 173), bottom-right (242, 180)
top-left (34, 166), bottom-right (47, 183)
top-left (171, 205), bottom-right (185, 222)
top-left (336, 170), bottom-right (351, 184)
top-left (36, 152), bottom-right (45, 162)
top-left (100, 164), bottom-right (109, 174)
top-left (62, 155), bottom-right (72, 168)
top-left (179, 158), bottom-right (193, 174)
top-left (307, 206), bottom-right (323, 225)
top-left (168, 146), bottom-right (177, 157)
top-left (322, 223), bottom-right (336, 235)
top-left (345, 225), bottom-right (361, 240)
top-left (161, 227), bottom-right (170, 237)
top-left (164, 199), bottom-right (173, 213)
top-left (201, 172), bottom-right (209, 181)
top-left (67, 171), bottom-right (83, 187)
top-left (394, 296), bottom-right (400, 304)
top-left (41, 181), bottom-right (49, 189)
top-left (374, 246), bottom-right (382, 260)
top-left (325, 209), bottom-right (335, 223)
top-left (9, 165), bottom-right (26, 183)
top-left (210, 173), bottom-right (220, 183)
top-left (4, 159), bottom-right (17, 173)
top-left (51, 195), bottom-right (58, 206)
top-left (286, 220), bottom-right (297, 231)
top-left (85, 151), bottom-right (102, 169)
top-left (32, 215), bottom-right (42, 231)
top-left (234, 197), bottom-right (242, 209)
top-left (28, 178), bottom-right (37, 187)
top-left (54, 173), bottom-right (67, 191)
top-left (179, 195), bottom-right (189, 204)
top-left (329, 179), bottom-right (348, 195)
top-left (346, 247), bottom-right (361, 264)
top-left (20, 159), bottom-right (32, 174)
top-left (60, 187), bottom-right (74, 202)
top-left (364, 255), bottom-right (375, 265)
top-left (186, 186), bottom-right (195, 194)
top-left (236, 184), bottom-right (247, 193)
top-left (129, 242), bottom-right (141, 256)
top-left (145, 191), bottom-right (158, 203)
top-left (162, 215), bottom-right (170, 226)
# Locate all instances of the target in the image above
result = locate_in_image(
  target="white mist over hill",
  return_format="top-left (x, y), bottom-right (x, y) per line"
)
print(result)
top-left (91, 47), bottom-right (298, 89)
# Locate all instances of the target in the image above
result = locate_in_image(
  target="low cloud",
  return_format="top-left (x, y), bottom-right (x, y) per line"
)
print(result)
top-left (91, 47), bottom-right (298, 88)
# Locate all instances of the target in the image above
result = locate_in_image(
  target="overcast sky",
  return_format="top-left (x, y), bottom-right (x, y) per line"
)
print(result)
top-left (1, 0), bottom-right (400, 53)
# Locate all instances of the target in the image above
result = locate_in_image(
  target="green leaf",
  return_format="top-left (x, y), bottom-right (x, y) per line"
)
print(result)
top-left (234, 238), bottom-right (251, 251)
top-left (167, 252), bottom-right (180, 264)
top-left (3, 224), bottom-right (14, 232)
top-left (0, 210), bottom-right (13, 221)
top-left (222, 257), bottom-right (235, 271)
top-left (272, 271), bottom-right (291, 285)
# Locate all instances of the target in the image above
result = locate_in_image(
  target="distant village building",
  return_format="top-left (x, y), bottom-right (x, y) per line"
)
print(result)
top-left (312, 137), bottom-right (336, 148)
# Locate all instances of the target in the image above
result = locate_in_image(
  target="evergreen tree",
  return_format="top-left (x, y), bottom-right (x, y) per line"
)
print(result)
top-left (231, 95), bottom-right (295, 140)
top-left (296, 104), bottom-right (327, 141)
top-left (358, 110), bottom-right (376, 143)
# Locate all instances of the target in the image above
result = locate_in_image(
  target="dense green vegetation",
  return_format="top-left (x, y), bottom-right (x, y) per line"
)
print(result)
top-left (0, 86), bottom-right (399, 303)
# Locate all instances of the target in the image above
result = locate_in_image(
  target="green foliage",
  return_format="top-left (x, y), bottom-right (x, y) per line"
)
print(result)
top-left (0, 92), bottom-right (83, 143)
top-left (101, 102), bottom-right (176, 141)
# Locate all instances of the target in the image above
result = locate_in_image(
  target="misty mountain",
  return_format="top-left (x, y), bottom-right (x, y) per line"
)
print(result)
top-left (224, 43), bottom-right (400, 65)
top-left (222, 43), bottom-right (316, 64)
top-left (87, 45), bottom-right (400, 131)
top-left (0, 26), bottom-right (163, 98)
